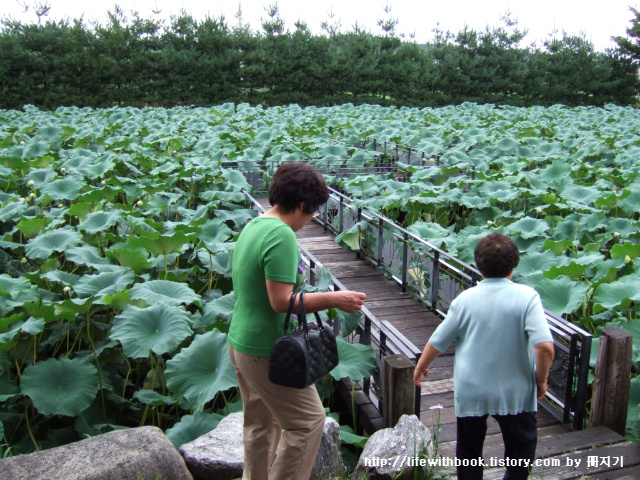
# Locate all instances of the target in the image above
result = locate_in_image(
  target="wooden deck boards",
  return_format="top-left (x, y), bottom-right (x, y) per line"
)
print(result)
top-left (254, 197), bottom-right (640, 479)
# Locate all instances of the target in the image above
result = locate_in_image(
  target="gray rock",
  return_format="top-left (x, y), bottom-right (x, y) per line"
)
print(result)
top-left (352, 414), bottom-right (434, 480)
top-left (179, 412), bottom-right (245, 480)
top-left (180, 411), bottom-right (346, 480)
top-left (311, 417), bottom-right (347, 480)
top-left (0, 426), bottom-right (193, 480)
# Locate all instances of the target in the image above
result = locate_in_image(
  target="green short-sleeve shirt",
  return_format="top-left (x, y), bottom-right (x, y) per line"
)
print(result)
top-left (228, 217), bottom-right (299, 356)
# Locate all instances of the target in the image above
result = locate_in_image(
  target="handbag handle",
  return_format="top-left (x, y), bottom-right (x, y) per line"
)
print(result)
top-left (298, 292), bottom-right (325, 340)
top-left (281, 291), bottom-right (298, 335)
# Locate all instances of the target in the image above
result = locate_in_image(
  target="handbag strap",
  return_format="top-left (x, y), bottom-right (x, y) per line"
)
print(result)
top-left (281, 291), bottom-right (298, 335)
top-left (298, 292), bottom-right (325, 338)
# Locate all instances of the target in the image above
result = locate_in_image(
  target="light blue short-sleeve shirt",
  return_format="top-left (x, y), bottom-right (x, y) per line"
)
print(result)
top-left (428, 278), bottom-right (553, 417)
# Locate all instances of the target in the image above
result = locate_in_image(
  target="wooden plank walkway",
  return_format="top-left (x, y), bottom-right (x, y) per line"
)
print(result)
top-left (255, 198), bottom-right (640, 479)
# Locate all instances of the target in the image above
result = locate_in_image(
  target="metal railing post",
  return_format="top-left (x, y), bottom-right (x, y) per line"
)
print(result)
top-left (431, 251), bottom-right (440, 310)
top-left (401, 232), bottom-right (409, 293)
top-left (377, 217), bottom-right (384, 266)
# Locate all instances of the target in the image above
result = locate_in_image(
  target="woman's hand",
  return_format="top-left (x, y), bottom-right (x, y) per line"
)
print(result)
top-left (413, 366), bottom-right (429, 387)
top-left (334, 291), bottom-right (366, 313)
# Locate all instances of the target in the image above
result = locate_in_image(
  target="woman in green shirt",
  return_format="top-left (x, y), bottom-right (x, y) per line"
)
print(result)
top-left (228, 162), bottom-right (366, 480)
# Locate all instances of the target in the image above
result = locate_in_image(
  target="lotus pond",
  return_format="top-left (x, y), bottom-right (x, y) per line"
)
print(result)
top-left (2, 101), bottom-right (640, 454)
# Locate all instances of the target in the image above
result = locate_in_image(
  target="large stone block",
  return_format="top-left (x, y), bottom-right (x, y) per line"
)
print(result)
top-left (352, 414), bottom-right (434, 480)
top-left (0, 426), bottom-right (193, 480)
top-left (179, 411), bottom-right (346, 480)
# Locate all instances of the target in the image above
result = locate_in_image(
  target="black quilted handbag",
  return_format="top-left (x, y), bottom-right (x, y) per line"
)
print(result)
top-left (268, 292), bottom-right (339, 389)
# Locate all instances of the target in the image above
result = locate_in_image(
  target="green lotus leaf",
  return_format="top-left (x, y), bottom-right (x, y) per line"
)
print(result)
top-left (198, 219), bottom-right (234, 244)
top-left (65, 245), bottom-right (111, 267)
top-left (24, 140), bottom-right (50, 159)
top-left (25, 227), bottom-right (83, 259)
top-left (608, 218), bottom-right (637, 236)
top-left (515, 251), bottom-right (557, 276)
top-left (543, 263), bottom-right (588, 280)
top-left (611, 242), bottom-right (640, 260)
top-left (458, 194), bottom-right (489, 209)
top-left (196, 249), bottom-right (232, 276)
top-left (495, 137), bottom-right (519, 154)
top-left (71, 270), bottom-right (133, 301)
top-left (21, 357), bottom-right (99, 417)
top-left (165, 330), bottom-right (238, 410)
top-left (618, 189), bottom-right (640, 216)
top-left (540, 160), bottom-right (571, 185)
top-left (330, 337), bottom-right (375, 382)
top-left (127, 230), bottom-right (198, 256)
top-left (130, 280), bottom-right (200, 306)
top-left (335, 221), bottom-right (368, 251)
top-left (593, 275), bottom-right (640, 313)
top-left (407, 221), bottom-right (450, 249)
top-left (559, 185), bottom-right (602, 207)
top-left (79, 210), bottom-right (122, 234)
top-left (165, 411), bottom-right (224, 449)
top-left (334, 310), bottom-right (362, 338)
top-left (17, 216), bottom-right (50, 239)
top-left (213, 209), bottom-right (258, 228)
top-left (220, 169), bottom-right (251, 192)
top-left (37, 124), bottom-right (63, 144)
top-left (477, 181), bottom-right (519, 203)
top-left (0, 274), bottom-right (33, 297)
top-left (505, 217), bottom-right (549, 239)
top-left (535, 277), bottom-right (589, 316)
top-left (111, 304), bottom-right (193, 358)
top-left (0, 200), bottom-right (28, 221)
top-left (105, 247), bottom-right (152, 273)
top-left (340, 425), bottom-right (368, 448)
top-left (0, 378), bottom-right (19, 401)
top-left (40, 177), bottom-right (84, 201)
top-left (317, 143), bottom-right (348, 159)
top-left (200, 292), bottom-right (236, 327)
top-left (627, 376), bottom-right (640, 433)
top-left (133, 389), bottom-right (176, 407)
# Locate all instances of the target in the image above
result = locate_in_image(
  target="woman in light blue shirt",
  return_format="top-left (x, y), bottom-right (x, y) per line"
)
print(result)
top-left (413, 232), bottom-right (554, 480)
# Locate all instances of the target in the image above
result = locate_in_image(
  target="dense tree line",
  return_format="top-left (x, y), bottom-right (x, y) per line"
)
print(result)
top-left (0, 8), bottom-right (637, 110)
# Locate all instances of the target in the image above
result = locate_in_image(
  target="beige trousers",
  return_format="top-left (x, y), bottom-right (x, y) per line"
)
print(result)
top-left (228, 344), bottom-right (326, 480)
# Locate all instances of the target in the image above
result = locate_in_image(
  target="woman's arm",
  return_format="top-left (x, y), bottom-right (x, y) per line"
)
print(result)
top-left (413, 342), bottom-right (442, 387)
top-left (266, 279), bottom-right (366, 314)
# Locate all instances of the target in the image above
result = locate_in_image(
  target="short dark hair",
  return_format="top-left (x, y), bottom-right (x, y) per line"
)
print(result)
top-left (474, 232), bottom-right (520, 278)
top-left (268, 162), bottom-right (329, 214)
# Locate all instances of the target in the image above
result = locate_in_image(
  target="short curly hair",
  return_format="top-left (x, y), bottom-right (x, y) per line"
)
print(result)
top-left (269, 162), bottom-right (329, 214)
top-left (474, 232), bottom-right (520, 278)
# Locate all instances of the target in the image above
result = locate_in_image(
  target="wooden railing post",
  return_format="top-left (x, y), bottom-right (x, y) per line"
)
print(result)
top-left (589, 327), bottom-right (632, 436)
top-left (383, 354), bottom-right (416, 428)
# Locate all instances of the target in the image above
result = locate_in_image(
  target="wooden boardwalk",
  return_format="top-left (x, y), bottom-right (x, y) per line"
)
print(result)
top-left (256, 198), bottom-right (640, 479)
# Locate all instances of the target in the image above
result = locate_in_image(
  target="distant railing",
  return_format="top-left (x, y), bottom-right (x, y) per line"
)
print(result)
top-left (242, 191), bottom-right (423, 420)
top-left (318, 186), bottom-right (592, 430)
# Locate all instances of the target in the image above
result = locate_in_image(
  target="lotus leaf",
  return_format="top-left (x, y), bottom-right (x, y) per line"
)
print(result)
top-left (199, 293), bottom-right (236, 327)
top-left (165, 330), bottom-right (238, 410)
top-left (21, 357), bottom-right (99, 417)
top-left (129, 280), bottom-right (200, 306)
top-left (329, 337), bottom-right (375, 382)
top-left (505, 217), bottom-right (549, 240)
top-left (40, 177), bottom-right (84, 201)
top-left (79, 210), bottom-right (122, 234)
top-left (593, 275), bottom-right (640, 313)
top-left (165, 411), bottom-right (224, 449)
top-left (65, 245), bottom-right (112, 267)
top-left (111, 304), bottom-right (193, 358)
top-left (535, 277), bottom-right (589, 316)
top-left (74, 270), bottom-right (134, 300)
top-left (105, 247), bottom-right (152, 273)
top-left (25, 227), bottom-right (83, 259)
